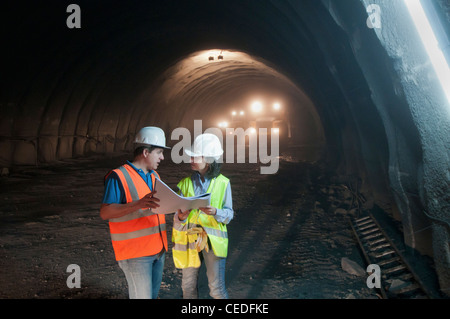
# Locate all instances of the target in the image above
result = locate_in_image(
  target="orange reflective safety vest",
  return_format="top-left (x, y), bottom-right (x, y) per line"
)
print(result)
top-left (105, 164), bottom-right (168, 261)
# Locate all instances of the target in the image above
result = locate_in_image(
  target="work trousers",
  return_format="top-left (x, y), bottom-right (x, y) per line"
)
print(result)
top-left (181, 248), bottom-right (228, 299)
top-left (118, 251), bottom-right (165, 299)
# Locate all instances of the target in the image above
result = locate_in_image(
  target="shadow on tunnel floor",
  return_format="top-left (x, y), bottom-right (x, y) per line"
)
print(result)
top-left (0, 150), bottom-right (444, 299)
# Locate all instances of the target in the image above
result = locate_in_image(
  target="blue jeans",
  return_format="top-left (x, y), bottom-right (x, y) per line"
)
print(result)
top-left (181, 248), bottom-right (228, 299)
top-left (118, 252), bottom-right (165, 299)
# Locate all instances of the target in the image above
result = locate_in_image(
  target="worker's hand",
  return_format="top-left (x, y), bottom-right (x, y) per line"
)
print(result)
top-left (138, 192), bottom-right (160, 210)
top-left (199, 206), bottom-right (216, 216)
top-left (177, 209), bottom-right (191, 221)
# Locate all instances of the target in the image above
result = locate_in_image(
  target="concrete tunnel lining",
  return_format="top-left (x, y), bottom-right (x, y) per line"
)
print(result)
top-left (1, 0), bottom-right (449, 296)
top-left (1, 0), bottom-right (348, 167)
top-left (133, 49), bottom-right (325, 150)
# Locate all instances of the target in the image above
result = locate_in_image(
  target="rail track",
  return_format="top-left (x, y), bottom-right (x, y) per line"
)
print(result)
top-left (349, 213), bottom-right (431, 299)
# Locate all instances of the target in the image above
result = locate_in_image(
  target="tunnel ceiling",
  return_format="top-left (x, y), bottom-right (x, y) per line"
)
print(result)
top-left (135, 49), bottom-right (325, 147)
top-left (1, 0), bottom-right (379, 166)
top-left (0, 0), bottom-right (432, 208)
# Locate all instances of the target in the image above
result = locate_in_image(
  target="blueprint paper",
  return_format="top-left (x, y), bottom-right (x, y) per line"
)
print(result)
top-left (151, 177), bottom-right (211, 214)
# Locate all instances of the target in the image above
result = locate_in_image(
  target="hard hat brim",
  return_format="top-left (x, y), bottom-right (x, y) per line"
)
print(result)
top-left (135, 142), bottom-right (171, 150)
top-left (185, 148), bottom-right (222, 159)
top-left (185, 149), bottom-right (201, 157)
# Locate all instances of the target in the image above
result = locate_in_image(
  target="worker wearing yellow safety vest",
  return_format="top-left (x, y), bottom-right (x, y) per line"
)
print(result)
top-left (172, 133), bottom-right (234, 299)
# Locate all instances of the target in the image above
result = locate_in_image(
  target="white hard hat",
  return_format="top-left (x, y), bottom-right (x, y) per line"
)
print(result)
top-left (185, 133), bottom-right (223, 160)
top-left (134, 126), bottom-right (171, 149)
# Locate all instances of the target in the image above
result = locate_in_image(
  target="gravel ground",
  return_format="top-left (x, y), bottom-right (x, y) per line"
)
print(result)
top-left (0, 150), bottom-right (411, 299)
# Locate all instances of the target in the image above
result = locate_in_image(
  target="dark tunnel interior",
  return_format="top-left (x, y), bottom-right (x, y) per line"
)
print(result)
top-left (1, 0), bottom-right (449, 299)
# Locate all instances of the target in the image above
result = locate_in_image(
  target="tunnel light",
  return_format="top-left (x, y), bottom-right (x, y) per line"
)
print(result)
top-left (273, 102), bottom-right (281, 110)
top-left (251, 101), bottom-right (263, 112)
top-left (404, 0), bottom-right (450, 104)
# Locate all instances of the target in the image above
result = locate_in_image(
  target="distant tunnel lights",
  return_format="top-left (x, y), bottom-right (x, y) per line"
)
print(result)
top-left (251, 101), bottom-right (263, 112)
top-left (403, 0), bottom-right (450, 104)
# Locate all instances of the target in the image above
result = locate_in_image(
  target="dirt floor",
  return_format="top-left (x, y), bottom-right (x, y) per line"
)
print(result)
top-left (0, 149), bottom-right (438, 299)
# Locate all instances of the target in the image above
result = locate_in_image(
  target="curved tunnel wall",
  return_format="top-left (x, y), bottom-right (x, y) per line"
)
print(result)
top-left (1, 0), bottom-right (449, 294)
top-left (324, 0), bottom-right (450, 293)
top-left (1, 1), bottom-right (364, 167)
top-left (134, 50), bottom-right (325, 152)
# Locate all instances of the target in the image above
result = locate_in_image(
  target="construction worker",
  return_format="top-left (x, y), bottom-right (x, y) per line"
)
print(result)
top-left (172, 133), bottom-right (234, 299)
top-left (100, 126), bottom-right (171, 299)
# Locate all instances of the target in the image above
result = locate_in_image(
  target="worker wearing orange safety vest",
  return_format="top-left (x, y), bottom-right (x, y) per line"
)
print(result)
top-left (100, 126), bottom-right (170, 299)
top-left (172, 133), bottom-right (234, 299)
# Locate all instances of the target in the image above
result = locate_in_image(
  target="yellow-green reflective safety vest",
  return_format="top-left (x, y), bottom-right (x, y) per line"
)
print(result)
top-left (172, 174), bottom-right (230, 269)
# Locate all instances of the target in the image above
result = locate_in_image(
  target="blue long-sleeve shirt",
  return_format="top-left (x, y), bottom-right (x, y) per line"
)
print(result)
top-left (177, 172), bottom-right (234, 225)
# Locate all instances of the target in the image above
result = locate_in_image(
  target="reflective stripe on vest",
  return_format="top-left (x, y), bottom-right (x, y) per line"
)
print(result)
top-left (107, 164), bottom-right (168, 261)
top-left (172, 174), bottom-right (229, 268)
top-left (110, 224), bottom-right (167, 241)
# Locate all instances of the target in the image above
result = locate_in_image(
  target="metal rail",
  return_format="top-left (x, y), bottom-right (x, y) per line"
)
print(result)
top-left (349, 213), bottom-right (431, 299)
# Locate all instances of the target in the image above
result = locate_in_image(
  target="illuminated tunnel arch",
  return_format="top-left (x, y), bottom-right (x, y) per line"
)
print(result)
top-left (134, 49), bottom-right (325, 150)
top-left (1, 0), bottom-right (449, 295)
